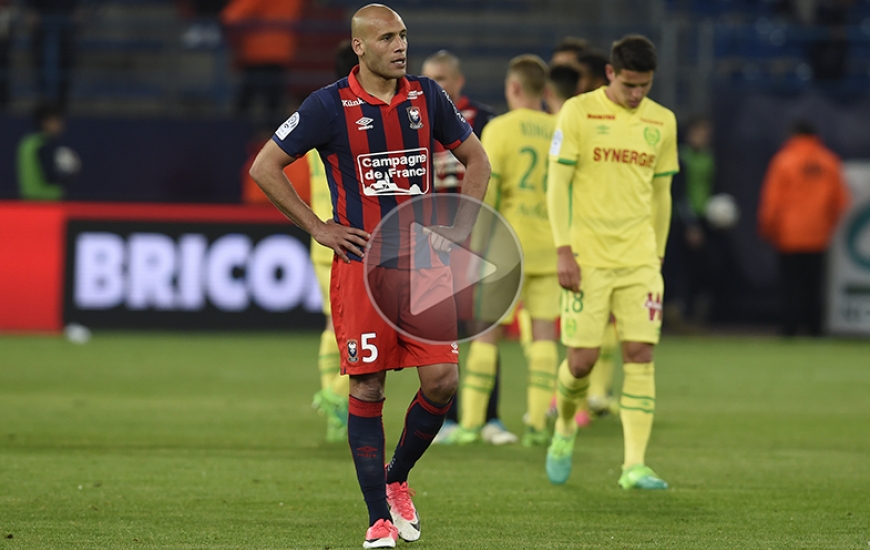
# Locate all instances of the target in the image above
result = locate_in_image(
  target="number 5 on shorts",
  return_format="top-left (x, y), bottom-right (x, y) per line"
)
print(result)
top-left (361, 332), bottom-right (379, 363)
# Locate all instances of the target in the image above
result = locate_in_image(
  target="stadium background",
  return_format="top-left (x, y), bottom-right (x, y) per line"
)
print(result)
top-left (1, 0), bottom-right (870, 331)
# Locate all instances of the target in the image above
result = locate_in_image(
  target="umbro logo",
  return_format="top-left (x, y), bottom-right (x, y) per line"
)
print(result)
top-left (357, 117), bottom-right (374, 131)
top-left (408, 90), bottom-right (422, 99)
top-left (355, 445), bottom-right (379, 459)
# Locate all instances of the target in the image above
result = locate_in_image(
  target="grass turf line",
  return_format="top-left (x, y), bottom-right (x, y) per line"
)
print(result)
top-left (0, 333), bottom-right (868, 549)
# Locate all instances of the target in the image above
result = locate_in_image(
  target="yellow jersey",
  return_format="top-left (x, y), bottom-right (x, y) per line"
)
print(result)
top-left (308, 149), bottom-right (335, 265)
top-left (481, 108), bottom-right (557, 275)
top-left (548, 87), bottom-right (678, 268)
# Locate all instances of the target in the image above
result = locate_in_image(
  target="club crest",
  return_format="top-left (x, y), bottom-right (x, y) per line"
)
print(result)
top-left (407, 106), bottom-right (423, 130)
top-left (347, 339), bottom-right (359, 362)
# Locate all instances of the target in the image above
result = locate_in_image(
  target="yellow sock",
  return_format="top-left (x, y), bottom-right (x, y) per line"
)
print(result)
top-left (620, 362), bottom-right (656, 468)
top-left (460, 341), bottom-right (498, 430)
top-left (317, 329), bottom-right (341, 391)
top-left (526, 340), bottom-right (558, 431)
top-left (588, 323), bottom-right (617, 406)
top-left (518, 307), bottom-right (533, 352)
top-left (329, 372), bottom-right (349, 399)
top-left (555, 359), bottom-right (588, 437)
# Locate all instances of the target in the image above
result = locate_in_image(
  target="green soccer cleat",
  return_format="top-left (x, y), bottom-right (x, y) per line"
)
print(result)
top-left (545, 431), bottom-right (576, 484)
top-left (325, 416), bottom-right (347, 443)
top-left (618, 464), bottom-right (669, 490)
top-left (441, 425), bottom-right (481, 445)
top-left (312, 388), bottom-right (348, 442)
top-left (521, 425), bottom-right (551, 448)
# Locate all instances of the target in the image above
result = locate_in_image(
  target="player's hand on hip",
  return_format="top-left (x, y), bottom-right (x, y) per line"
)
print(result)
top-left (557, 246), bottom-right (581, 293)
top-left (312, 220), bottom-right (370, 264)
top-left (422, 225), bottom-right (468, 253)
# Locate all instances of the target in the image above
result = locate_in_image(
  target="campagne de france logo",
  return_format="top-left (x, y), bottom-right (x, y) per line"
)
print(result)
top-left (357, 148), bottom-right (430, 196)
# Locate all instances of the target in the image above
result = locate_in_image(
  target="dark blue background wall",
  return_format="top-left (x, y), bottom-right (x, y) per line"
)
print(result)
top-left (1, 115), bottom-right (254, 203)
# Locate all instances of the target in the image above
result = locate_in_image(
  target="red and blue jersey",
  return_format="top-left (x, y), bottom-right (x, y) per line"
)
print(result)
top-left (272, 66), bottom-right (473, 267)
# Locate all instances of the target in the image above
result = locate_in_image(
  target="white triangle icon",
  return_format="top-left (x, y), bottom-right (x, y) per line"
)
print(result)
top-left (410, 222), bottom-right (497, 316)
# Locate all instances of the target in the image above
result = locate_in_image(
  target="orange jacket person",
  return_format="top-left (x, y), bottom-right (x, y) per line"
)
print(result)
top-left (221, 0), bottom-right (305, 119)
top-left (758, 120), bottom-right (850, 336)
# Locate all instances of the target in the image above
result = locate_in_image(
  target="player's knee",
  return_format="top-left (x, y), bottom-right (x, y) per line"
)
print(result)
top-left (421, 369), bottom-right (459, 405)
top-left (349, 375), bottom-right (385, 402)
top-left (622, 341), bottom-right (654, 363)
top-left (567, 347), bottom-right (598, 378)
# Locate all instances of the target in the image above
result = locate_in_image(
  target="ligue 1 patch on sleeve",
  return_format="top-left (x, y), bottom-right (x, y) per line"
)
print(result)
top-left (275, 112), bottom-right (300, 140)
top-left (550, 129), bottom-right (563, 157)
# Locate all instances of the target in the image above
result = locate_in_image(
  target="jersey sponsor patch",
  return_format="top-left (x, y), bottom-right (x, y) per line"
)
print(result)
top-left (550, 129), bottom-right (563, 157)
top-left (275, 112), bottom-right (299, 140)
top-left (357, 148), bottom-right (430, 196)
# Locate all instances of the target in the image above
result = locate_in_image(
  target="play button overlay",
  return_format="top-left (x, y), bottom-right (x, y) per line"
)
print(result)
top-left (363, 193), bottom-right (523, 344)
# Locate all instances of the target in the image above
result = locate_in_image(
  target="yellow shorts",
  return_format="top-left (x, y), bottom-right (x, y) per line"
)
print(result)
top-left (314, 260), bottom-right (332, 316)
top-left (560, 264), bottom-right (663, 348)
top-left (502, 273), bottom-right (560, 324)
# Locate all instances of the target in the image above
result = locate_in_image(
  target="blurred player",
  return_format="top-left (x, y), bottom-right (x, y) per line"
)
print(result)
top-left (545, 35), bottom-right (678, 490)
top-left (422, 50), bottom-right (494, 192)
top-left (576, 49), bottom-right (609, 93)
top-left (550, 36), bottom-right (588, 73)
top-left (250, 5), bottom-right (490, 547)
top-left (544, 64), bottom-right (580, 114)
top-left (422, 50), bottom-right (516, 446)
top-left (309, 40), bottom-right (359, 443)
top-left (445, 55), bottom-right (559, 448)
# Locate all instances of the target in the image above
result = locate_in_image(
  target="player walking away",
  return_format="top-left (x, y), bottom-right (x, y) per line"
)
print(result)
top-left (309, 41), bottom-right (362, 444)
top-left (250, 4), bottom-right (490, 548)
top-left (545, 35), bottom-right (678, 489)
top-left (544, 62), bottom-right (619, 427)
top-left (576, 47), bottom-right (621, 422)
top-left (443, 55), bottom-right (560, 447)
top-left (421, 50), bottom-right (517, 446)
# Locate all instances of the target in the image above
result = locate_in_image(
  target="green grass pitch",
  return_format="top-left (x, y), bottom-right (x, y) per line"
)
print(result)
top-left (1, 332), bottom-right (868, 549)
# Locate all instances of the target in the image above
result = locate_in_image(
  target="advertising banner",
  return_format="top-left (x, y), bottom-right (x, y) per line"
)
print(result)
top-left (64, 220), bottom-right (323, 330)
top-left (826, 161), bottom-right (870, 336)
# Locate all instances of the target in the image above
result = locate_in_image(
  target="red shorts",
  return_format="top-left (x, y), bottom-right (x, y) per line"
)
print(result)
top-left (330, 258), bottom-right (459, 375)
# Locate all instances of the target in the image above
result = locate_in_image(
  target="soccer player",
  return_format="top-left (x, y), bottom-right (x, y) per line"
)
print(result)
top-left (422, 50), bottom-right (495, 192)
top-left (550, 36), bottom-right (588, 73)
top-left (545, 35), bottom-right (678, 489)
top-left (577, 49), bottom-right (610, 93)
top-left (445, 55), bottom-right (559, 448)
top-left (544, 64), bottom-right (580, 115)
top-left (249, 4), bottom-right (490, 548)
top-left (309, 40), bottom-right (360, 443)
top-left (421, 50), bottom-right (516, 446)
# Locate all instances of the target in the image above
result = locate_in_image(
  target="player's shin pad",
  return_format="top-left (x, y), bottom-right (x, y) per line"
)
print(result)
top-left (459, 341), bottom-right (498, 430)
top-left (526, 340), bottom-right (558, 431)
top-left (620, 362), bottom-right (656, 468)
top-left (555, 359), bottom-right (588, 437)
